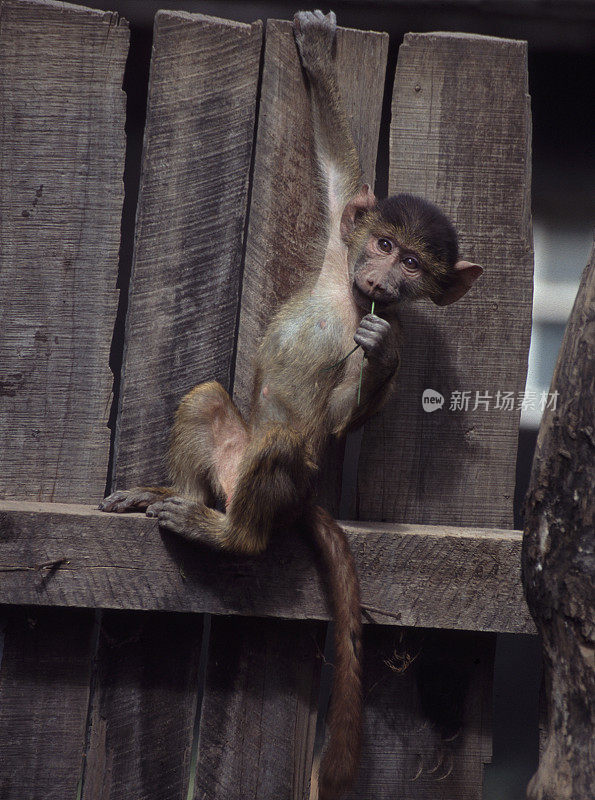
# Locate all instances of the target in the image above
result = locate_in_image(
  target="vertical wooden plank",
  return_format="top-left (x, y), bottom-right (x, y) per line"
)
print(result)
top-left (353, 33), bottom-right (533, 799)
top-left (193, 20), bottom-right (389, 800)
top-left (345, 627), bottom-right (495, 800)
top-left (0, 2), bottom-right (129, 797)
top-left (82, 611), bottom-right (204, 800)
top-left (195, 616), bottom-right (325, 800)
top-left (85, 12), bottom-right (263, 800)
top-left (357, 32), bottom-right (533, 528)
top-left (0, 607), bottom-right (95, 800)
top-left (0, 0), bottom-right (129, 504)
top-left (233, 19), bottom-right (389, 415)
top-left (113, 10), bottom-right (262, 488)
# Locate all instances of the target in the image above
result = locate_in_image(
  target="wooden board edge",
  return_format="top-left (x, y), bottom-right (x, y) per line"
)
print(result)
top-left (0, 501), bottom-right (534, 634)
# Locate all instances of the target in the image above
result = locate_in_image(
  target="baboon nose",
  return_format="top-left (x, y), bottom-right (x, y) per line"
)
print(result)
top-left (366, 276), bottom-right (384, 293)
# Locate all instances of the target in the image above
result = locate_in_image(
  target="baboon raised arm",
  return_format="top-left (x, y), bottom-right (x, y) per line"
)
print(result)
top-left (101, 11), bottom-right (482, 798)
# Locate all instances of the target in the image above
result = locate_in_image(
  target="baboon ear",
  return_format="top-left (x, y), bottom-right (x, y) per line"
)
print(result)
top-left (340, 184), bottom-right (376, 241)
top-left (434, 261), bottom-right (483, 306)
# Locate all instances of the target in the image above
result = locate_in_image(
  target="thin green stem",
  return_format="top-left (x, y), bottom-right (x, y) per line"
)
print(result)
top-left (357, 301), bottom-right (374, 405)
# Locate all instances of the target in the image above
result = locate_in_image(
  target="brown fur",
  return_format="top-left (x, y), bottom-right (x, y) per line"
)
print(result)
top-left (100, 10), bottom-right (481, 798)
top-left (309, 505), bottom-right (362, 800)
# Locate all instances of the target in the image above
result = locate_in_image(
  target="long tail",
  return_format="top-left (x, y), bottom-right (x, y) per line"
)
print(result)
top-left (309, 505), bottom-right (362, 800)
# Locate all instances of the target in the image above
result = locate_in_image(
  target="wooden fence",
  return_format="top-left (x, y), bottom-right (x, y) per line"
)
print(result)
top-left (0, 1), bottom-right (534, 798)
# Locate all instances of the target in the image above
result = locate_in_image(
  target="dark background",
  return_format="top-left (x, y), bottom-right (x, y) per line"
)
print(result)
top-left (69, 1), bottom-right (595, 797)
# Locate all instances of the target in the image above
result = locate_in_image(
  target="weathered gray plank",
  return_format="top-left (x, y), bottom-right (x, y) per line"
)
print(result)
top-left (233, 18), bottom-right (389, 415)
top-left (193, 616), bottom-right (324, 800)
top-left (89, 12), bottom-right (263, 799)
top-left (198, 20), bottom-right (389, 799)
top-left (351, 33), bottom-right (533, 799)
top-left (0, 3), bottom-right (128, 797)
top-left (0, 607), bottom-right (95, 800)
top-left (81, 610), bottom-right (204, 800)
top-left (0, 501), bottom-right (534, 634)
top-left (344, 627), bottom-right (495, 800)
top-left (113, 10), bottom-right (262, 489)
top-left (357, 32), bottom-right (533, 528)
top-left (0, 0), bottom-right (129, 504)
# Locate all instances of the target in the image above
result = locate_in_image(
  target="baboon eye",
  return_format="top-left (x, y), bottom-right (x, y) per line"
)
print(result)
top-left (377, 238), bottom-right (393, 253)
top-left (402, 256), bottom-right (420, 269)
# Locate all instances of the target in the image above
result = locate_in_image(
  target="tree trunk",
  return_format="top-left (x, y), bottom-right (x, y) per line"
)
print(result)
top-left (522, 244), bottom-right (595, 800)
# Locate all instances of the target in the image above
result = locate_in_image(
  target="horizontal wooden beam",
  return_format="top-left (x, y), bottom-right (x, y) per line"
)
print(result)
top-left (0, 501), bottom-right (534, 634)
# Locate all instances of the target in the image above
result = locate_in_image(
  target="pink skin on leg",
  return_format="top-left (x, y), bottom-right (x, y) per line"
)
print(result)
top-left (210, 405), bottom-right (249, 508)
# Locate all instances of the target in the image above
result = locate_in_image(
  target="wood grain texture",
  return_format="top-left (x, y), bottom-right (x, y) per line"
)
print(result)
top-left (193, 616), bottom-right (324, 800)
top-left (113, 10), bottom-right (262, 488)
top-left (0, 0), bottom-right (128, 503)
top-left (233, 19), bottom-right (389, 415)
top-left (81, 610), bottom-right (204, 800)
top-left (0, 501), bottom-right (534, 634)
top-left (207, 22), bottom-right (387, 798)
top-left (0, 607), bottom-right (94, 799)
top-left (357, 32), bottom-right (533, 528)
top-left (352, 33), bottom-right (532, 799)
top-left (0, 4), bottom-right (127, 798)
top-left (344, 627), bottom-right (495, 800)
top-left (522, 245), bottom-right (594, 800)
top-left (87, 13), bottom-right (262, 799)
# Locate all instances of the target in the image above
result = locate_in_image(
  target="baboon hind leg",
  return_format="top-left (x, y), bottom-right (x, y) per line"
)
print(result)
top-left (152, 423), bottom-right (313, 556)
top-left (169, 381), bottom-right (249, 506)
top-left (100, 381), bottom-right (249, 517)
